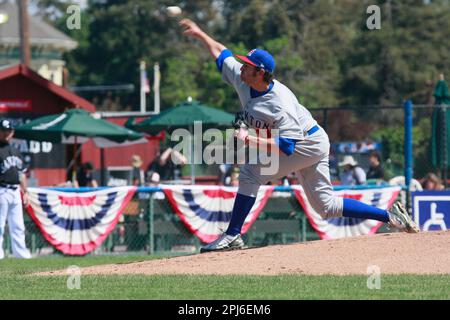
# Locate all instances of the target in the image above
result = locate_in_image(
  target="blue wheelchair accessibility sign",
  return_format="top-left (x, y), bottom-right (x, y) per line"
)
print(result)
top-left (411, 191), bottom-right (450, 231)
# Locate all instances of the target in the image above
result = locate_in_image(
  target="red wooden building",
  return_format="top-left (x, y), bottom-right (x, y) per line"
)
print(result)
top-left (0, 64), bottom-right (158, 186)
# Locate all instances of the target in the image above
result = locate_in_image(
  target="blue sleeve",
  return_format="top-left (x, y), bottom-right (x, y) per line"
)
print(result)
top-left (274, 137), bottom-right (298, 156)
top-left (216, 49), bottom-right (233, 73)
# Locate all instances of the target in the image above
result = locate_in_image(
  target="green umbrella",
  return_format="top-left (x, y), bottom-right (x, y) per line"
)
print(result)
top-left (128, 100), bottom-right (235, 134)
top-left (15, 108), bottom-right (146, 147)
top-left (431, 76), bottom-right (450, 181)
top-left (14, 108), bottom-right (147, 185)
top-left (127, 100), bottom-right (235, 184)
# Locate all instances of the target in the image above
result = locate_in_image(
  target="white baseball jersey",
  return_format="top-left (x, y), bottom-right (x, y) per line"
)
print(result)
top-left (221, 54), bottom-right (318, 140)
top-left (217, 50), bottom-right (344, 217)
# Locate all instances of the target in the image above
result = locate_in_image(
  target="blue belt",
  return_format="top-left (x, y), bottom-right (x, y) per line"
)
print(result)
top-left (306, 125), bottom-right (319, 136)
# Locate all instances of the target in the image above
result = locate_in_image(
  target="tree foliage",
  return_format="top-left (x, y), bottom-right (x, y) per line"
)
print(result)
top-left (40, 0), bottom-right (450, 176)
top-left (42, 0), bottom-right (450, 110)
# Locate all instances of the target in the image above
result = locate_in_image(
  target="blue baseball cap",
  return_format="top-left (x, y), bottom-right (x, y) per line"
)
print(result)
top-left (236, 49), bottom-right (276, 74)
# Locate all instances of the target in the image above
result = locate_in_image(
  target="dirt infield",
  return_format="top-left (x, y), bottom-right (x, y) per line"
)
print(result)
top-left (45, 230), bottom-right (450, 276)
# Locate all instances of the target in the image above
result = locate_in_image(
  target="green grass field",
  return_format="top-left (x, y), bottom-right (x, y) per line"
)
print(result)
top-left (0, 256), bottom-right (449, 300)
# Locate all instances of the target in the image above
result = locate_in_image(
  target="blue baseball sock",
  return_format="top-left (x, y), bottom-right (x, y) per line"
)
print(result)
top-left (342, 198), bottom-right (389, 222)
top-left (226, 193), bottom-right (256, 236)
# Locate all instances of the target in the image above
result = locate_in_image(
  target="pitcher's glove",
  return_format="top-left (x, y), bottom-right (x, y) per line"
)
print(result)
top-left (231, 112), bottom-right (249, 148)
top-left (232, 112), bottom-right (249, 130)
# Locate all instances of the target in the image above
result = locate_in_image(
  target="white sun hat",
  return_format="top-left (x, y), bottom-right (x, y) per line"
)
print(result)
top-left (339, 155), bottom-right (358, 167)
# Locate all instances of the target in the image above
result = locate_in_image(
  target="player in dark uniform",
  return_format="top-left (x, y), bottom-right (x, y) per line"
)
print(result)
top-left (0, 119), bottom-right (31, 259)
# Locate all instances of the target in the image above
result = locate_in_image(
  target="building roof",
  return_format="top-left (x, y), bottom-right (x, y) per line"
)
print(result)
top-left (0, 2), bottom-right (77, 51)
top-left (0, 64), bottom-right (95, 112)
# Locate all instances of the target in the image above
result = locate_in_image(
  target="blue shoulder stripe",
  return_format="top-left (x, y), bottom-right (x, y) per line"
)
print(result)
top-left (216, 49), bottom-right (233, 72)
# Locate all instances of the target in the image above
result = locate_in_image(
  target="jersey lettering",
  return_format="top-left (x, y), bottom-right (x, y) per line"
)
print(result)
top-left (1, 156), bottom-right (23, 174)
top-left (243, 111), bottom-right (270, 129)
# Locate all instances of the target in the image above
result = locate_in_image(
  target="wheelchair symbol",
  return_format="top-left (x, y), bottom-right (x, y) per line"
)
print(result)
top-left (423, 203), bottom-right (447, 231)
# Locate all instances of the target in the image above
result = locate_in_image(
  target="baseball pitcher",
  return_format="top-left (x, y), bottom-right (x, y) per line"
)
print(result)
top-left (179, 19), bottom-right (419, 253)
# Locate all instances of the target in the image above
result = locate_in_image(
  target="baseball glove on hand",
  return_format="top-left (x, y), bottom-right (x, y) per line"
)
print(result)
top-left (232, 111), bottom-right (249, 131)
top-left (226, 112), bottom-right (249, 154)
top-left (233, 113), bottom-right (249, 142)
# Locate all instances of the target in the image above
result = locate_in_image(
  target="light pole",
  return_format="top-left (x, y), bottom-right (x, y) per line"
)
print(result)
top-left (0, 10), bottom-right (8, 40)
top-left (153, 62), bottom-right (160, 114)
top-left (18, 0), bottom-right (31, 66)
top-left (0, 11), bottom-right (9, 24)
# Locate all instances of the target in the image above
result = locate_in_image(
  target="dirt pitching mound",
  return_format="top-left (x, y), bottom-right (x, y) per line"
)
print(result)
top-left (47, 230), bottom-right (450, 276)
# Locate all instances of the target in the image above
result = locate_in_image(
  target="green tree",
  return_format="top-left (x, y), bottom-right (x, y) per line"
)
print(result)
top-left (341, 0), bottom-right (450, 106)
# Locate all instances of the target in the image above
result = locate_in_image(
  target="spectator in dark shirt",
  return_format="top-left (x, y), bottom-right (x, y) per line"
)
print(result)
top-left (131, 155), bottom-right (145, 186)
top-left (75, 162), bottom-right (98, 188)
top-left (147, 148), bottom-right (187, 182)
top-left (366, 151), bottom-right (385, 180)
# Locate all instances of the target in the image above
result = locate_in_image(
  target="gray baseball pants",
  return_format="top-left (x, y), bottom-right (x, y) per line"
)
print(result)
top-left (238, 126), bottom-right (344, 219)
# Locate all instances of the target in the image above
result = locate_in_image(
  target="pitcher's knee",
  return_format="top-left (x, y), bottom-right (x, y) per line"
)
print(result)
top-left (311, 198), bottom-right (343, 219)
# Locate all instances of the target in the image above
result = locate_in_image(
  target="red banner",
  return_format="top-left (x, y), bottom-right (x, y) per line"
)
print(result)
top-left (0, 100), bottom-right (32, 112)
top-left (292, 186), bottom-right (401, 239)
top-left (26, 186), bottom-right (136, 255)
top-left (162, 185), bottom-right (274, 243)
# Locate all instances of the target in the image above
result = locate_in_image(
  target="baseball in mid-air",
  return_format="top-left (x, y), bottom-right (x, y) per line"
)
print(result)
top-left (166, 6), bottom-right (182, 17)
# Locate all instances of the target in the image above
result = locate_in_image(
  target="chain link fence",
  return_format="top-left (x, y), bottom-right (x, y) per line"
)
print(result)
top-left (3, 190), bottom-right (323, 256)
top-left (3, 103), bottom-right (444, 257)
top-left (309, 104), bottom-right (441, 183)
